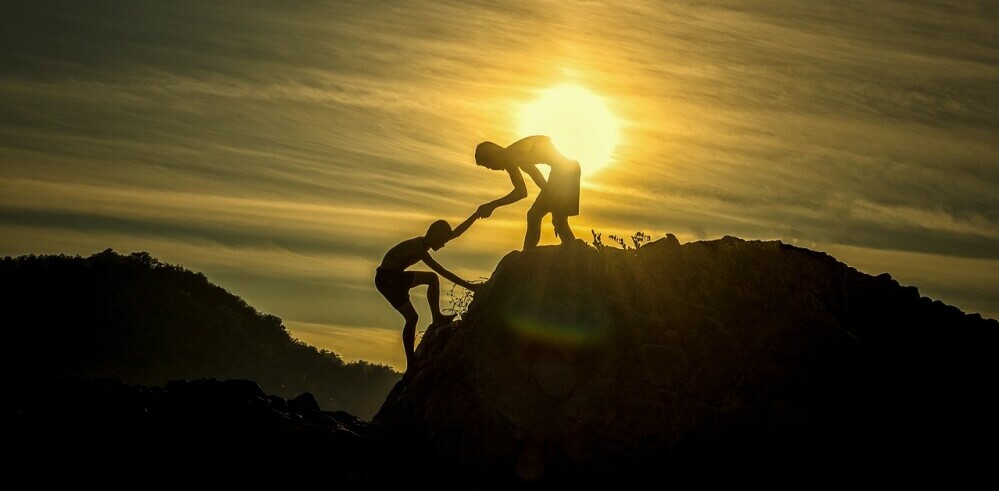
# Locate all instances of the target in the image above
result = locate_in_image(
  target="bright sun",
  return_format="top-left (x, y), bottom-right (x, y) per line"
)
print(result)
top-left (518, 84), bottom-right (620, 178)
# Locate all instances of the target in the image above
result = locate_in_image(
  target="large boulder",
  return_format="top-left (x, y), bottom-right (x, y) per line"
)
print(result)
top-left (375, 236), bottom-right (999, 484)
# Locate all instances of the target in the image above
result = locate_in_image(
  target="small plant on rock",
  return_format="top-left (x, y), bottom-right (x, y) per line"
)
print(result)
top-left (593, 230), bottom-right (657, 250)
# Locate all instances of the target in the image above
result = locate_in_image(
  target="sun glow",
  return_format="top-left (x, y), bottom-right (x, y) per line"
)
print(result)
top-left (518, 84), bottom-right (621, 178)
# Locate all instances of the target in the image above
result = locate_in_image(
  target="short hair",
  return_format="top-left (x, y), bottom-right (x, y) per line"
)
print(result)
top-left (426, 219), bottom-right (452, 241)
top-left (475, 141), bottom-right (503, 169)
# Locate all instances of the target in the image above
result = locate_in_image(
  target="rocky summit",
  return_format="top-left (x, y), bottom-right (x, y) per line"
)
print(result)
top-left (375, 236), bottom-right (998, 484)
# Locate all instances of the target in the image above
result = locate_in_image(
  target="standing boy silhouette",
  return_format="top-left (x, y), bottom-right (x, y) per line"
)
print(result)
top-left (375, 213), bottom-right (479, 370)
top-left (474, 135), bottom-right (581, 249)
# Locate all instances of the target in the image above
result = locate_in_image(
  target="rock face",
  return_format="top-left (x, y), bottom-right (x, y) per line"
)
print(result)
top-left (375, 236), bottom-right (999, 484)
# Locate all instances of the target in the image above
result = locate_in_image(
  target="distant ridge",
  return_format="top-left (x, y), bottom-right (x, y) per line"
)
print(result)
top-left (0, 249), bottom-right (398, 419)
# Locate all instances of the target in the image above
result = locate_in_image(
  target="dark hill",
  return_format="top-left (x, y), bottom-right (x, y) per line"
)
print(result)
top-left (0, 249), bottom-right (398, 419)
top-left (375, 236), bottom-right (999, 484)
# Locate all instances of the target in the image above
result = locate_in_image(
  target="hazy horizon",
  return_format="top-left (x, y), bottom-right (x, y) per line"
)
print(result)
top-left (2, 1), bottom-right (996, 369)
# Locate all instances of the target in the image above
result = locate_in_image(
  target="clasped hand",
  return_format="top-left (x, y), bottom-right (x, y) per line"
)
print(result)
top-left (476, 204), bottom-right (494, 218)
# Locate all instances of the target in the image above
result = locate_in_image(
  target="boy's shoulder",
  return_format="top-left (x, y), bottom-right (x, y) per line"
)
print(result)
top-left (401, 235), bottom-right (427, 246)
top-left (381, 236), bottom-right (430, 271)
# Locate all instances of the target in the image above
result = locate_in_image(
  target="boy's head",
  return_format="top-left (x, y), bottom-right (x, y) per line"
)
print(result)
top-left (475, 141), bottom-right (504, 170)
top-left (425, 220), bottom-right (453, 250)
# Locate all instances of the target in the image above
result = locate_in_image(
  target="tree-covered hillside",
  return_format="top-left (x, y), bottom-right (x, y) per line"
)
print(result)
top-left (1, 249), bottom-right (399, 419)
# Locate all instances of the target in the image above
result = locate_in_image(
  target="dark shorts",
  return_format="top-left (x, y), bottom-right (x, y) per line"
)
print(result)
top-left (375, 268), bottom-right (416, 309)
top-left (535, 161), bottom-right (580, 217)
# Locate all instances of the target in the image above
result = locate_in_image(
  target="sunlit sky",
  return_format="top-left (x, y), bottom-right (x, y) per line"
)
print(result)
top-left (2, 1), bottom-right (996, 370)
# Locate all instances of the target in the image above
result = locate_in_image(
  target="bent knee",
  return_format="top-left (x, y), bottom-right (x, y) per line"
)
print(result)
top-left (411, 271), bottom-right (438, 286)
top-left (527, 207), bottom-right (546, 221)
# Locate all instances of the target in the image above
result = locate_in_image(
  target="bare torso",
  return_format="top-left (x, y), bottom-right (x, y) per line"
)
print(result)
top-left (502, 136), bottom-right (581, 217)
top-left (378, 237), bottom-right (429, 271)
top-left (503, 135), bottom-right (569, 169)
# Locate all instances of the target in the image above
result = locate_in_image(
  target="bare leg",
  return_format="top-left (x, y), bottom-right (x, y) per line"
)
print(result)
top-left (411, 271), bottom-right (454, 325)
top-left (524, 199), bottom-right (546, 250)
top-left (395, 301), bottom-right (419, 370)
top-left (553, 214), bottom-right (575, 244)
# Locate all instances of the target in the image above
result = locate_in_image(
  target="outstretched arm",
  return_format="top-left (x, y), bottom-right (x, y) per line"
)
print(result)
top-left (450, 211), bottom-right (478, 240)
top-left (479, 167), bottom-right (527, 217)
top-left (422, 253), bottom-right (476, 291)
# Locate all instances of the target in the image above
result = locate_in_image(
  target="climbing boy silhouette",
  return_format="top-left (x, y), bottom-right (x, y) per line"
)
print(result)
top-left (375, 213), bottom-right (479, 371)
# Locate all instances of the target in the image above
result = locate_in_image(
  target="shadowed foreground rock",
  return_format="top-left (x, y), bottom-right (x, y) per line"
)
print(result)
top-left (10, 378), bottom-right (371, 482)
top-left (374, 236), bottom-right (998, 484)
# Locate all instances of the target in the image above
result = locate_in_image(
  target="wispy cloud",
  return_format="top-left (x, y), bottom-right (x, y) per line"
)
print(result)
top-left (2, 0), bottom-right (996, 362)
